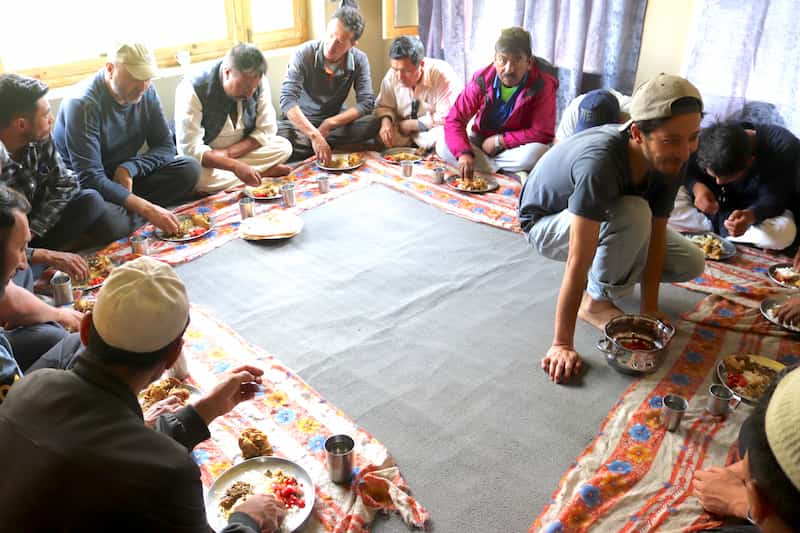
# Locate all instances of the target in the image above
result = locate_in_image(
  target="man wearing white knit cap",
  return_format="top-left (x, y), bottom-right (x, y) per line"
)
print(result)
top-left (0, 257), bottom-right (285, 532)
top-left (693, 367), bottom-right (800, 532)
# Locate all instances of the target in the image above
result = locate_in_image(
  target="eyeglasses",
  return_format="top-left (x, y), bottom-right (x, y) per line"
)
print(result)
top-left (410, 99), bottom-right (420, 120)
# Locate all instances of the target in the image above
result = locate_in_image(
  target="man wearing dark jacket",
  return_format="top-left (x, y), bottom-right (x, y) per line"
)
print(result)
top-left (668, 121), bottom-right (799, 250)
top-left (0, 256), bottom-right (285, 532)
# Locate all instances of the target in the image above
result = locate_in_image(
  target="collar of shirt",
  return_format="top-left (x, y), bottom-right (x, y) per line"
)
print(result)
top-left (72, 352), bottom-right (145, 420)
top-left (314, 41), bottom-right (355, 76)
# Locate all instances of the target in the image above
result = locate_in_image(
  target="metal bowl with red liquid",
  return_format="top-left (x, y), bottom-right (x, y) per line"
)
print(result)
top-left (596, 314), bottom-right (675, 375)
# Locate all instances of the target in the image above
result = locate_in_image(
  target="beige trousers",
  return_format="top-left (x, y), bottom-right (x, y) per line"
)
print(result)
top-left (197, 137), bottom-right (293, 193)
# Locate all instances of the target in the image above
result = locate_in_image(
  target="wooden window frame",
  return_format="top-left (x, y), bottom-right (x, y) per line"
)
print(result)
top-left (1, 0), bottom-right (306, 89)
top-left (382, 0), bottom-right (419, 39)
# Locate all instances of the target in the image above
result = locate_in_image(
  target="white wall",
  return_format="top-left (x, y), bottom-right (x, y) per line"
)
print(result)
top-left (634, 0), bottom-right (696, 88)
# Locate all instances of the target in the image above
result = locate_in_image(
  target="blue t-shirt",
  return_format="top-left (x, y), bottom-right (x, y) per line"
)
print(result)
top-left (518, 125), bottom-right (682, 232)
top-left (0, 333), bottom-right (21, 405)
top-left (53, 70), bottom-right (177, 206)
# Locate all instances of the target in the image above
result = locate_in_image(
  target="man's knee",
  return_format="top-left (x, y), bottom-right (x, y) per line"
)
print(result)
top-left (667, 238), bottom-right (706, 281)
top-left (516, 143), bottom-right (550, 172)
top-left (173, 156), bottom-right (201, 188)
top-left (766, 219), bottom-right (797, 251)
top-left (609, 196), bottom-right (652, 241)
top-left (274, 136), bottom-right (293, 160)
top-left (435, 138), bottom-right (457, 164)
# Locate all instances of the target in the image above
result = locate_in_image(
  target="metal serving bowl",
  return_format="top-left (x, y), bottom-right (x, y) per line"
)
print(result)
top-left (596, 314), bottom-right (675, 376)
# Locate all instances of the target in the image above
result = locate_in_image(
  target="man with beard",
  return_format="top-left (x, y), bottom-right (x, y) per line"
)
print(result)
top-left (54, 42), bottom-right (200, 244)
top-left (437, 27), bottom-right (557, 180)
top-left (175, 43), bottom-right (293, 193)
top-left (277, 0), bottom-right (380, 164)
top-left (0, 74), bottom-right (108, 250)
top-left (0, 186), bottom-right (30, 405)
top-left (518, 74), bottom-right (706, 384)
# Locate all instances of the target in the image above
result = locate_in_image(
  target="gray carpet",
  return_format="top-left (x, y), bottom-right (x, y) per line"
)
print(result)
top-left (177, 185), bottom-right (703, 533)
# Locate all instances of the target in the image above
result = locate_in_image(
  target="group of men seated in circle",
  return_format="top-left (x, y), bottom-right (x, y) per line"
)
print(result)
top-left (0, 1), bottom-right (799, 531)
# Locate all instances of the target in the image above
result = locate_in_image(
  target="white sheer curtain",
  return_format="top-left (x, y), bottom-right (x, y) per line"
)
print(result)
top-left (683, 0), bottom-right (800, 133)
top-left (419, 0), bottom-right (647, 119)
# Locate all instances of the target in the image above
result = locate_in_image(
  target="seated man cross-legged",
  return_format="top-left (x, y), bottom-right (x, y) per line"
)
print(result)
top-left (175, 43), bottom-right (293, 194)
top-left (278, 1), bottom-right (380, 165)
top-left (518, 74), bottom-right (706, 383)
top-left (375, 35), bottom-right (462, 150)
top-left (54, 42), bottom-right (201, 244)
top-left (437, 27), bottom-right (557, 180)
top-left (0, 256), bottom-right (286, 532)
top-left (669, 121), bottom-right (799, 250)
top-left (693, 367), bottom-right (800, 533)
top-left (0, 74), bottom-right (108, 250)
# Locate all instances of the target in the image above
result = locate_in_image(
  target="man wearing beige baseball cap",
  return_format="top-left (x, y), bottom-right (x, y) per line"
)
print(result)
top-left (53, 42), bottom-right (201, 246)
top-left (693, 367), bottom-right (800, 532)
top-left (0, 256), bottom-right (285, 532)
top-left (518, 73), bottom-right (706, 383)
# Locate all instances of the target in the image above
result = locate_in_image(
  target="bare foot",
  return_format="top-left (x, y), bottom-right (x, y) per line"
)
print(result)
top-left (261, 164), bottom-right (292, 178)
top-left (578, 293), bottom-right (624, 330)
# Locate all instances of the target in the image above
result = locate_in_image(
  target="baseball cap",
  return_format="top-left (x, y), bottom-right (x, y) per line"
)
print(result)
top-left (92, 256), bottom-right (189, 353)
top-left (765, 367), bottom-right (800, 492)
top-left (628, 73), bottom-right (702, 122)
top-left (575, 90), bottom-right (621, 133)
top-left (108, 42), bottom-right (158, 81)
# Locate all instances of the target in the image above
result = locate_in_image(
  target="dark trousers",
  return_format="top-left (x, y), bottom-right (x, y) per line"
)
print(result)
top-left (6, 268), bottom-right (67, 372)
top-left (30, 189), bottom-right (107, 251)
top-left (92, 157), bottom-right (200, 244)
top-left (28, 332), bottom-right (83, 372)
top-left (277, 114), bottom-right (381, 161)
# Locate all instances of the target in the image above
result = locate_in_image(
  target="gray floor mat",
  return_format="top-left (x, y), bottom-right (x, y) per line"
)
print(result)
top-left (177, 185), bottom-right (703, 533)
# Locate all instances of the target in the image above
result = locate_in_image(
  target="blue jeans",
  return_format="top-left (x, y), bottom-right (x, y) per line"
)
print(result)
top-left (526, 196), bottom-right (705, 301)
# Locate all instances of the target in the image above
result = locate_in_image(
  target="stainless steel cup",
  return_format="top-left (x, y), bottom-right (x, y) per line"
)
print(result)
top-left (318, 175), bottom-right (330, 194)
top-left (130, 235), bottom-right (150, 255)
top-left (239, 197), bottom-right (255, 219)
top-left (433, 166), bottom-right (445, 184)
top-left (706, 383), bottom-right (741, 417)
top-left (325, 434), bottom-right (355, 484)
top-left (401, 160), bottom-right (413, 177)
top-left (51, 272), bottom-right (74, 307)
top-left (281, 183), bottom-right (296, 208)
top-left (661, 394), bottom-right (688, 432)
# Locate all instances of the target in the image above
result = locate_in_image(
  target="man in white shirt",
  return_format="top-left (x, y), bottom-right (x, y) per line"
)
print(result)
top-left (375, 36), bottom-right (462, 150)
top-left (555, 88), bottom-right (631, 142)
top-left (175, 44), bottom-right (292, 193)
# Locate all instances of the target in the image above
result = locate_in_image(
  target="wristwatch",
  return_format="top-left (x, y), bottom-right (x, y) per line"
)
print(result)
top-left (26, 247), bottom-right (34, 263)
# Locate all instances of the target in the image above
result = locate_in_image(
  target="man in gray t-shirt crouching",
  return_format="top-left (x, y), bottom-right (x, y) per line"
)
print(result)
top-left (518, 74), bottom-right (706, 384)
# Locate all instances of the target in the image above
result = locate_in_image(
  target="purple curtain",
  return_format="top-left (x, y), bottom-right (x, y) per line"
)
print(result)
top-left (419, 0), bottom-right (647, 120)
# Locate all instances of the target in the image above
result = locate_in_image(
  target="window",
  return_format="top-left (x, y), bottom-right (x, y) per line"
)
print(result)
top-left (0, 0), bottom-right (306, 88)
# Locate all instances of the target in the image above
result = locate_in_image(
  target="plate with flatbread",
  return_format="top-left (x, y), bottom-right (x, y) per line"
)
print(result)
top-left (206, 455), bottom-right (314, 532)
top-left (683, 231), bottom-right (736, 261)
top-left (382, 147), bottom-right (424, 164)
top-left (445, 174), bottom-right (499, 194)
top-left (716, 354), bottom-right (785, 404)
top-left (240, 210), bottom-right (304, 240)
top-left (767, 263), bottom-right (800, 289)
top-left (155, 213), bottom-right (213, 242)
top-left (244, 179), bottom-right (284, 200)
top-left (317, 153), bottom-right (364, 172)
top-left (72, 255), bottom-right (115, 291)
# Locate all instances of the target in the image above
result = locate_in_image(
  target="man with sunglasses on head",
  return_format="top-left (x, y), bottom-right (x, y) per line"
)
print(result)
top-left (437, 27), bottom-right (557, 180)
top-left (375, 35), bottom-right (461, 150)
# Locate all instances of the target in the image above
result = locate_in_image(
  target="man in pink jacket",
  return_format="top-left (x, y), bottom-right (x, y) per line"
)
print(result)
top-left (436, 27), bottom-right (557, 180)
